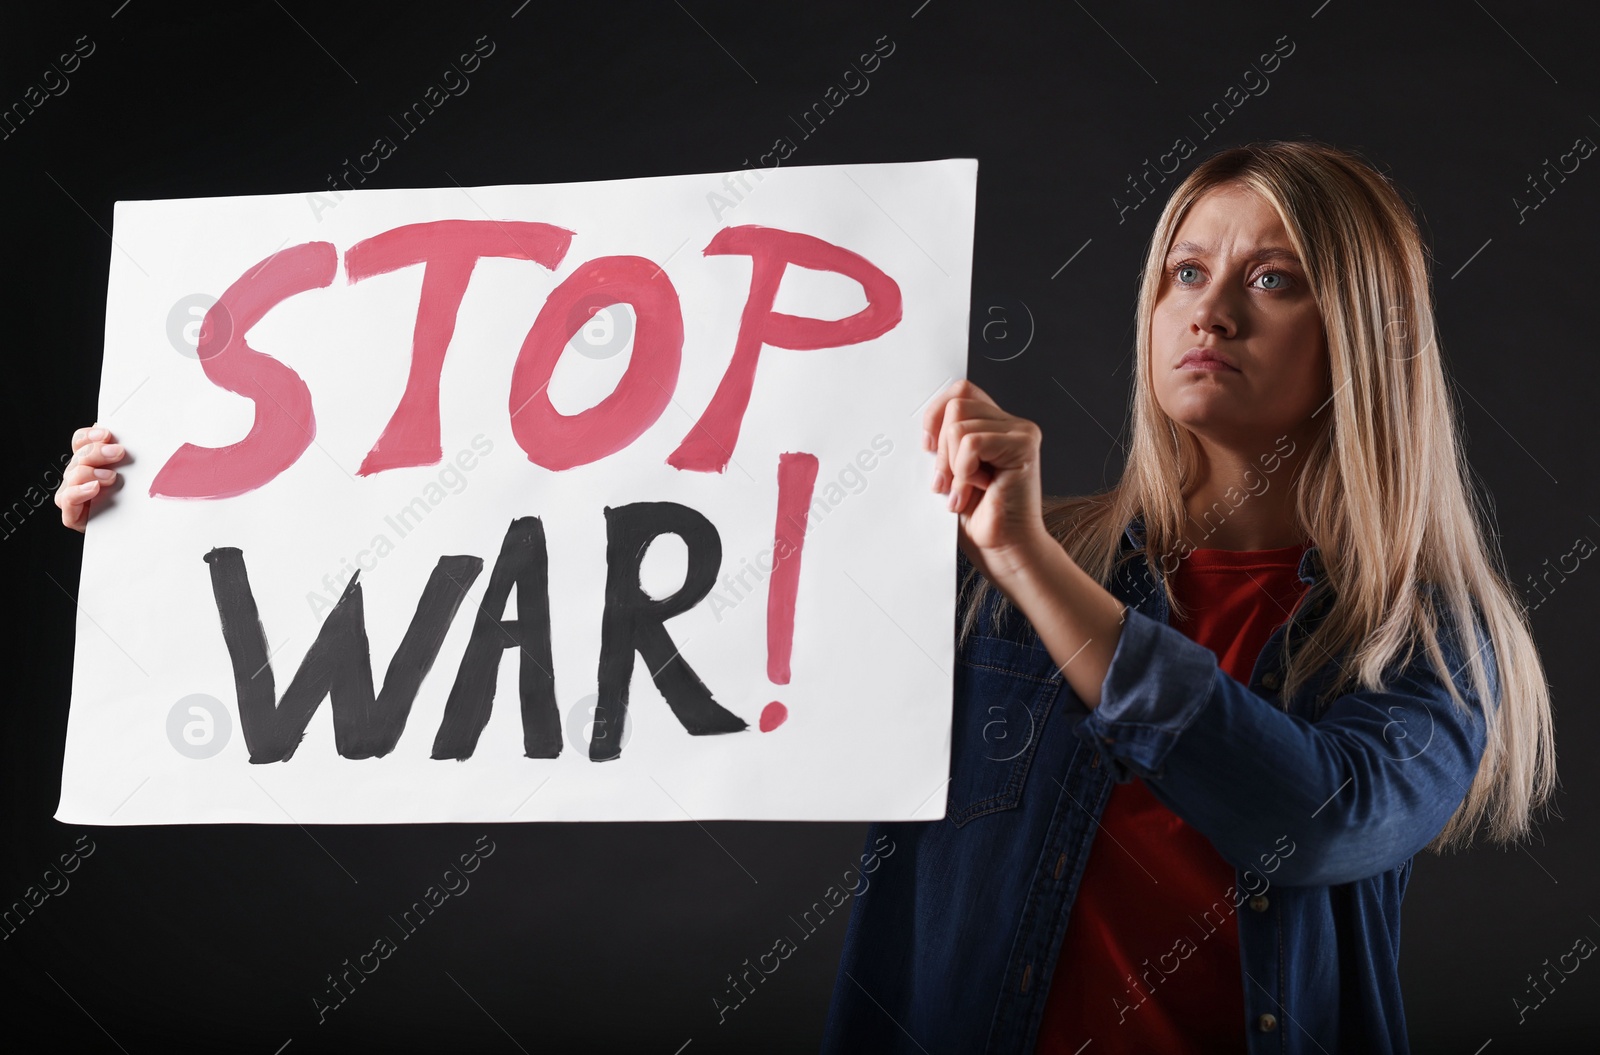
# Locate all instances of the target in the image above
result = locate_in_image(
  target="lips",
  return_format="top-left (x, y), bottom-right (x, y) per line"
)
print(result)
top-left (1177, 346), bottom-right (1239, 370)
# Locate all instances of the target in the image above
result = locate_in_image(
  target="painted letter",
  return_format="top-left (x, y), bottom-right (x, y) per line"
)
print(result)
top-left (667, 226), bottom-right (902, 473)
top-left (591, 502), bottom-right (747, 760)
top-left (347, 220), bottom-right (574, 475)
top-left (508, 256), bottom-right (683, 471)
top-left (151, 243), bottom-right (336, 498)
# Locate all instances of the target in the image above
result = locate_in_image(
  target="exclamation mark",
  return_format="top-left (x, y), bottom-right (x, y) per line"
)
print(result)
top-left (762, 451), bottom-right (819, 731)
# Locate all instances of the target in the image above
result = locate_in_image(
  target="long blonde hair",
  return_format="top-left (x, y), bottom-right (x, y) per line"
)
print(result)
top-left (961, 139), bottom-right (1556, 852)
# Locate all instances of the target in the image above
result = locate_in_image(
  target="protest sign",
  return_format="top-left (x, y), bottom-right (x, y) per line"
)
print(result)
top-left (57, 158), bottom-right (977, 824)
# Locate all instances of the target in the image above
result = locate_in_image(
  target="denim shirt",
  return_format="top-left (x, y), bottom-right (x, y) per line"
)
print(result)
top-left (821, 515), bottom-right (1497, 1054)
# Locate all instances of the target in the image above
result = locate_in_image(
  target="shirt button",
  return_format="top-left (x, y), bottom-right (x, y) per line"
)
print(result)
top-left (1258, 1013), bottom-right (1278, 1032)
top-left (1260, 671), bottom-right (1280, 691)
top-left (1249, 894), bottom-right (1269, 912)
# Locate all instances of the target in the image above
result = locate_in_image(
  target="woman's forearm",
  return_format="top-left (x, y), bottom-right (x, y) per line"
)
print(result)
top-left (984, 528), bottom-right (1128, 708)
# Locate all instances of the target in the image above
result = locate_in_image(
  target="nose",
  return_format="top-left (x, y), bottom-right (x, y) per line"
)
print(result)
top-left (1191, 283), bottom-right (1238, 339)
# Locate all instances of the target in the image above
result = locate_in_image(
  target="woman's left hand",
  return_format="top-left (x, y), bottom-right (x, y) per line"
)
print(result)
top-left (922, 379), bottom-right (1048, 582)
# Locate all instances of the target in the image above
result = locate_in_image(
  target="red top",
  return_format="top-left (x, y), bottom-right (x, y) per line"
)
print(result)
top-left (1034, 539), bottom-right (1313, 1054)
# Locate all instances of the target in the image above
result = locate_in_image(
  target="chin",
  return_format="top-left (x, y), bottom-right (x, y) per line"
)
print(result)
top-left (1158, 391), bottom-right (1232, 429)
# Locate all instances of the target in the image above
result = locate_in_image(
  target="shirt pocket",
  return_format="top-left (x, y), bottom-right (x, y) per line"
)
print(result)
top-left (946, 633), bottom-right (1063, 827)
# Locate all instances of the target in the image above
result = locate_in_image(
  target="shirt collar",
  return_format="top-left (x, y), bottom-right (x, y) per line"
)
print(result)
top-left (1122, 513), bottom-right (1325, 587)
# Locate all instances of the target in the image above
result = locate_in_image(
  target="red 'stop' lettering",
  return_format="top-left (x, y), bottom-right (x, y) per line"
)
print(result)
top-left (346, 220), bottom-right (575, 475)
top-left (150, 241), bottom-right (337, 499)
top-left (667, 225), bottom-right (903, 474)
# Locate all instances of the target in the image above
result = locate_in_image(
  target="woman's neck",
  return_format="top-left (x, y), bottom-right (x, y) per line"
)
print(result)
top-left (1180, 435), bottom-right (1308, 551)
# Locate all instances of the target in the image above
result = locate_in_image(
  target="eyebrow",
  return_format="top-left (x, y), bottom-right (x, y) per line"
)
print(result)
top-left (1167, 240), bottom-right (1302, 265)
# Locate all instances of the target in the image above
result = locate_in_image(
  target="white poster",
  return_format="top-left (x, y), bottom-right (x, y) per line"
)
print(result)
top-left (58, 158), bottom-right (976, 824)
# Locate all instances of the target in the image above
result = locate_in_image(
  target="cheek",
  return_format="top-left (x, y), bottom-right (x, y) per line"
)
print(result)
top-left (1150, 366), bottom-right (1209, 426)
top-left (1269, 314), bottom-right (1330, 405)
top-left (1149, 370), bottom-right (1172, 415)
top-left (1147, 304), bottom-right (1181, 384)
top-left (1147, 348), bottom-right (1178, 410)
top-left (1293, 315), bottom-right (1330, 384)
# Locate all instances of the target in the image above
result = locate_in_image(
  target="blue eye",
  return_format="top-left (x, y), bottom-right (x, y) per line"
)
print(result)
top-left (1166, 260), bottom-right (1294, 293)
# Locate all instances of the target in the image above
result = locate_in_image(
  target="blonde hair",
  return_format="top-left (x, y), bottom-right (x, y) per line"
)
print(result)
top-left (960, 139), bottom-right (1556, 852)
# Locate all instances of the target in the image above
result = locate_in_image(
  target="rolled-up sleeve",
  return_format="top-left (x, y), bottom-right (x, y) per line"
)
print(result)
top-left (1072, 602), bottom-right (1497, 888)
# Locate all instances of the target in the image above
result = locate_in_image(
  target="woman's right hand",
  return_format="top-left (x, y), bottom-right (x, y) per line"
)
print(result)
top-left (55, 425), bottom-right (125, 533)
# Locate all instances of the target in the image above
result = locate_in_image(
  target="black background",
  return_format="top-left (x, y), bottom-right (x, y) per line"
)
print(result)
top-left (3, 1), bottom-right (1596, 1052)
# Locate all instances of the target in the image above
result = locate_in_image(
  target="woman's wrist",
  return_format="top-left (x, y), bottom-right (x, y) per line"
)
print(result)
top-left (976, 522), bottom-right (1125, 707)
top-left (974, 521), bottom-right (1062, 592)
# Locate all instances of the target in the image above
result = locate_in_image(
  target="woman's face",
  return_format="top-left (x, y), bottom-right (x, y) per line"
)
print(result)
top-left (1150, 182), bottom-right (1330, 457)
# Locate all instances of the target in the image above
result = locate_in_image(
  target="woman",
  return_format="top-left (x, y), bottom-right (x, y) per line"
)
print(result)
top-left (817, 140), bottom-right (1555, 1054)
top-left (56, 140), bottom-right (1555, 1053)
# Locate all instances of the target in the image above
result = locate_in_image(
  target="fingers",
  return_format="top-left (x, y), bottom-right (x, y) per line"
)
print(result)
top-left (55, 478), bottom-right (100, 532)
top-left (939, 419), bottom-right (996, 506)
top-left (59, 424), bottom-right (124, 533)
top-left (71, 439), bottom-right (125, 469)
top-left (920, 379), bottom-right (997, 454)
top-left (947, 423), bottom-right (1034, 513)
top-left (64, 461), bottom-right (118, 488)
top-left (921, 381), bottom-right (1043, 515)
top-left (925, 386), bottom-right (1009, 494)
top-left (71, 425), bottom-right (111, 452)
